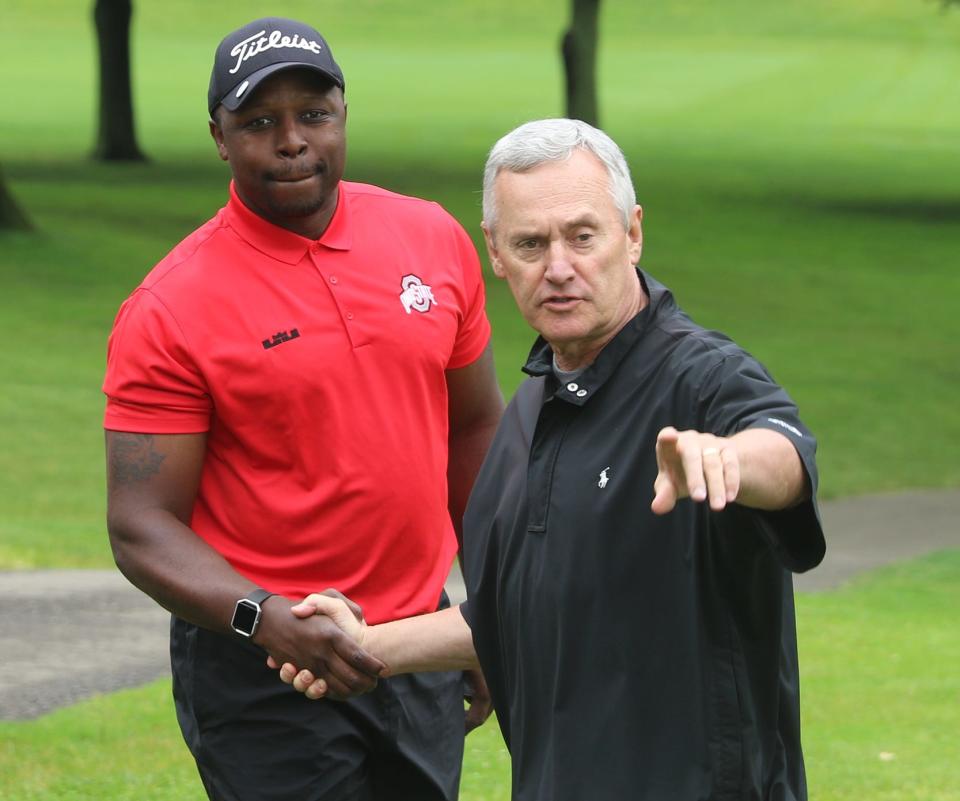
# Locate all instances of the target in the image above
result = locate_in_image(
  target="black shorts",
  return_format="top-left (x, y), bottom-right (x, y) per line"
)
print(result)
top-left (170, 615), bottom-right (465, 801)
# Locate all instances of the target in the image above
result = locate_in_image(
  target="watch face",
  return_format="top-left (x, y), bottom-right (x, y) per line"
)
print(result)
top-left (232, 599), bottom-right (260, 635)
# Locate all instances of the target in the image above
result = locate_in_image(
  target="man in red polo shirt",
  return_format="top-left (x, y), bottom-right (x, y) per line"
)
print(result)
top-left (102, 17), bottom-right (503, 801)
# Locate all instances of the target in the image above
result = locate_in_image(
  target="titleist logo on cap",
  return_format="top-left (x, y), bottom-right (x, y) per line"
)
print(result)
top-left (208, 17), bottom-right (344, 115)
top-left (229, 29), bottom-right (325, 75)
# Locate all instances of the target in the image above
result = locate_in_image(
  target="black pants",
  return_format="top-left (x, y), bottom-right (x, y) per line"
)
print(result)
top-left (170, 616), bottom-right (465, 801)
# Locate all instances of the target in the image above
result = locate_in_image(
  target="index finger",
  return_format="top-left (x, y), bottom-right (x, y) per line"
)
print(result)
top-left (654, 426), bottom-right (680, 471)
top-left (320, 588), bottom-right (365, 623)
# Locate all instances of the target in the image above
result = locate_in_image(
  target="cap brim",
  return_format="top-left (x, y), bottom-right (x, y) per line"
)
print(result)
top-left (216, 62), bottom-right (344, 113)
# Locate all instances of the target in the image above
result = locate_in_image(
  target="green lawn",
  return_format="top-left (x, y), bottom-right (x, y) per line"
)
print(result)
top-left (2, 552), bottom-right (957, 800)
top-left (799, 551), bottom-right (960, 801)
top-left (1, 0), bottom-right (958, 796)
top-left (2, 0), bottom-right (959, 566)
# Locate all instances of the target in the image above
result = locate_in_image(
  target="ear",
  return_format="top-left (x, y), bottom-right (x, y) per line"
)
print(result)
top-left (481, 222), bottom-right (506, 279)
top-left (209, 118), bottom-right (229, 162)
top-left (626, 204), bottom-right (643, 265)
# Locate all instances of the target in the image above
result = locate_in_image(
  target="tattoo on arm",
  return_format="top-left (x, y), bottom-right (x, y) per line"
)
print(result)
top-left (110, 434), bottom-right (166, 485)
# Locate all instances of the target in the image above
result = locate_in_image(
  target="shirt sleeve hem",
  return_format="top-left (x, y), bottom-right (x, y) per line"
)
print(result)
top-left (753, 499), bottom-right (826, 573)
top-left (446, 326), bottom-right (492, 371)
top-left (103, 412), bottom-right (210, 435)
top-left (743, 419), bottom-right (824, 573)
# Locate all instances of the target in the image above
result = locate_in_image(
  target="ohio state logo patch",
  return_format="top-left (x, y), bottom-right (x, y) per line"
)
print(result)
top-left (398, 274), bottom-right (438, 314)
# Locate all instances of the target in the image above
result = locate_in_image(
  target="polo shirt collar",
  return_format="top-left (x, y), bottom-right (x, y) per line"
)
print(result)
top-left (223, 180), bottom-right (353, 264)
top-left (521, 269), bottom-right (676, 406)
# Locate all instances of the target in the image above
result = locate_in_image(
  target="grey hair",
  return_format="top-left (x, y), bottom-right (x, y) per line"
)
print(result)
top-left (482, 118), bottom-right (636, 232)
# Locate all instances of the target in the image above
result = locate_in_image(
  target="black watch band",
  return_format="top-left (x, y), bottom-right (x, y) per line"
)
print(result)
top-left (230, 588), bottom-right (275, 639)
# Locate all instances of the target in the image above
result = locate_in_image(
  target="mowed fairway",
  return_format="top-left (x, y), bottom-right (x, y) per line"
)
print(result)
top-left (1, 0), bottom-right (958, 798)
top-left (2, 0), bottom-right (959, 565)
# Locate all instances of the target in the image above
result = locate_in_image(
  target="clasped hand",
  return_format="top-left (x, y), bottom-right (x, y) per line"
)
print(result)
top-left (265, 590), bottom-right (377, 700)
top-left (269, 593), bottom-right (495, 732)
top-left (651, 426), bottom-right (740, 514)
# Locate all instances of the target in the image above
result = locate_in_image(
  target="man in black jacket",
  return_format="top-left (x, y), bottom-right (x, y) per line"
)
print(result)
top-left (282, 118), bottom-right (825, 801)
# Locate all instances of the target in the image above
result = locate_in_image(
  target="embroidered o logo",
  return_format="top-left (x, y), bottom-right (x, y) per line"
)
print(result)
top-left (399, 274), bottom-right (438, 314)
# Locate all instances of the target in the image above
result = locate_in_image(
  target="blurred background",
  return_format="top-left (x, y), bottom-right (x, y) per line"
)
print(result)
top-left (1, 1), bottom-right (958, 799)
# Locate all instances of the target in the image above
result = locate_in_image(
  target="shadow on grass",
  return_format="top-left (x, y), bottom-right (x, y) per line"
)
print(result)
top-left (4, 156), bottom-right (486, 232)
top-left (787, 196), bottom-right (960, 223)
top-left (5, 156), bottom-right (483, 192)
top-left (745, 191), bottom-right (960, 224)
top-left (5, 158), bottom-right (227, 186)
top-left (13, 155), bottom-right (960, 234)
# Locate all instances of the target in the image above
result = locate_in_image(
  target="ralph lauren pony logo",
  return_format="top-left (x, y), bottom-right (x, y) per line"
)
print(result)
top-left (262, 328), bottom-right (300, 350)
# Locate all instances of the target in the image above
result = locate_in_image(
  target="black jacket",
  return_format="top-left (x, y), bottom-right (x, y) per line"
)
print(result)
top-left (463, 270), bottom-right (824, 801)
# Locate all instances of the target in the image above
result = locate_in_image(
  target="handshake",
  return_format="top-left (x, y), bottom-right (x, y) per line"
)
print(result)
top-left (261, 589), bottom-right (491, 730)
top-left (265, 590), bottom-right (377, 701)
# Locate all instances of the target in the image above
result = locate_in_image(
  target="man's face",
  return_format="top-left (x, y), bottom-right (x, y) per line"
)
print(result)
top-left (482, 150), bottom-right (643, 367)
top-left (210, 68), bottom-right (347, 238)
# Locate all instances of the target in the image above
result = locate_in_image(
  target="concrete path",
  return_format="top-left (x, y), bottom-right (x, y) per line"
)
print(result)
top-left (2, 490), bottom-right (958, 721)
top-left (792, 489), bottom-right (960, 591)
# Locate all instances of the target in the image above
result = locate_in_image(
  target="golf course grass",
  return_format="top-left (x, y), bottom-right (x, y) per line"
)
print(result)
top-left (2, 551), bottom-right (958, 800)
top-left (2, 0), bottom-right (959, 567)
top-left (1, 0), bottom-right (958, 797)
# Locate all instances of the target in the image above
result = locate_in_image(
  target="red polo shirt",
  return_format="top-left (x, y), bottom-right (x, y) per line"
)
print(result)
top-left (103, 181), bottom-right (491, 623)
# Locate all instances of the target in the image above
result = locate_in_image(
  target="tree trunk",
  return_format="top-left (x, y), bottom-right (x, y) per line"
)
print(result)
top-left (93, 0), bottom-right (146, 161)
top-left (0, 167), bottom-right (31, 230)
top-left (561, 0), bottom-right (601, 127)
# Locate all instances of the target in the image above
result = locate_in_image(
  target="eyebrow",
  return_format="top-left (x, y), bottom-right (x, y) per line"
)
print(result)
top-left (236, 86), bottom-right (339, 113)
top-left (509, 214), bottom-right (599, 237)
top-left (563, 214), bottom-right (601, 230)
top-left (244, 96), bottom-right (332, 112)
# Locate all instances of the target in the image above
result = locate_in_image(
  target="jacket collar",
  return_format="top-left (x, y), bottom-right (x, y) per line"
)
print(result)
top-left (521, 269), bottom-right (676, 406)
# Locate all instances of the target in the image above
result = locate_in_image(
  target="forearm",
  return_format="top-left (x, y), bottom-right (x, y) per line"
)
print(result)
top-left (729, 428), bottom-right (809, 511)
top-left (108, 508), bottom-right (261, 635)
top-left (364, 605), bottom-right (478, 675)
top-left (111, 513), bottom-right (386, 687)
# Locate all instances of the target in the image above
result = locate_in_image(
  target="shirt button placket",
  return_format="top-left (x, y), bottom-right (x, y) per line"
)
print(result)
top-left (325, 275), bottom-right (355, 325)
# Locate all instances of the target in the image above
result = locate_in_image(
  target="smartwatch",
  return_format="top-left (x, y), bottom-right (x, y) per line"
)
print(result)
top-left (230, 588), bottom-right (275, 638)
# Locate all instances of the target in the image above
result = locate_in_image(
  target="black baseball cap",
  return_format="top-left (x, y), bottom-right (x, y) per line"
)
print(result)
top-left (208, 17), bottom-right (345, 116)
